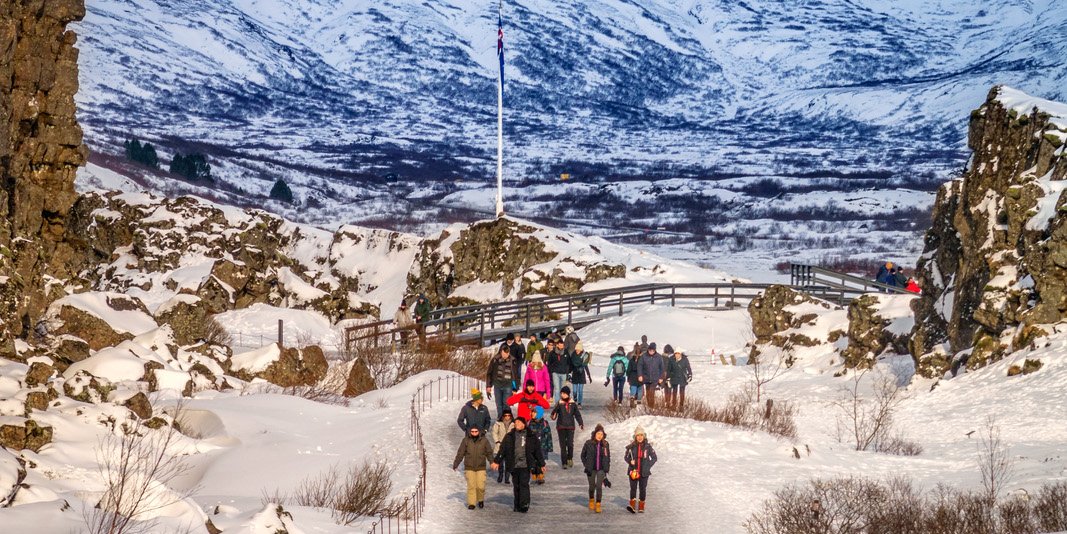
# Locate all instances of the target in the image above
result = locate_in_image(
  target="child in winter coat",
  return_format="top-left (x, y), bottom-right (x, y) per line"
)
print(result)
top-left (580, 424), bottom-right (611, 513)
top-left (523, 351), bottom-right (552, 401)
top-left (550, 385), bottom-right (584, 469)
top-left (624, 426), bottom-right (658, 513)
top-left (529, 406), bottom-right (553, 484)
top-left (492, 409), bottom-right (514, 483)
top-left (605, 346), bottom-right (629, 405)
top-left (506, 379), bottom-right (551, 422)
top-left (569, 343), bottom-right (593, 406)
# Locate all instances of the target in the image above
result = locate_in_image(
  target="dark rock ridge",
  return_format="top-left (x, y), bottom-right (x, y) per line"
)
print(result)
top-left (911, 86), bottom-right (1067, 377)
top-left (1, 0), bottom-right (88, 356)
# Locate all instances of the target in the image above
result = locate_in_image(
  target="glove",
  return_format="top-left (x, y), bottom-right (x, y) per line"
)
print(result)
top-left (603, 380), bottom-right (609, 387)
top-left (584, 469), bottom-right (591, 476)
top-left (603, 477), bottom-right (612, 489)
top-left (486, 390), bottom-right (492, 400)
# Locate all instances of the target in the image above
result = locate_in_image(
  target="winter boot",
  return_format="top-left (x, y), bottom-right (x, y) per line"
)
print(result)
top-left (638, 500), bottom-right (646, 513)
top-left (627, 499), bottom-right (637, 514)
top-left (478, 501), bottom-right (484, 509)
top-left (467, 505), bottom-right (475, 510)
top-left (567, 459), bottom-right (574, 468)
top-left (589, 498), bottom-right (596, 511)
top-left (595, 501), bottom-right (602, 513)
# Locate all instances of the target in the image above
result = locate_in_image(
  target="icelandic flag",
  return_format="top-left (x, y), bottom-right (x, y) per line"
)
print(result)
top-left (497, 14), bottom-right (505, 90)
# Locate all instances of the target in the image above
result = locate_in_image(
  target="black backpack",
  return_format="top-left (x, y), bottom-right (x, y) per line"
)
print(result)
top-left (612, 358), bottom-right (626, 377)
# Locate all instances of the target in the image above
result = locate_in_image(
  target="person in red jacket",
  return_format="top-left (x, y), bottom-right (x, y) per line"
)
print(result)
top-left (507, 379), bottom-right (550, 422)
top-left (905, 278), bottom-right (921, 294)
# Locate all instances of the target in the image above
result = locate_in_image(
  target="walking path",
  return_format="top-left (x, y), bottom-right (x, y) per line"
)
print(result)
top-left (418, 361), bottom-right (681, 532)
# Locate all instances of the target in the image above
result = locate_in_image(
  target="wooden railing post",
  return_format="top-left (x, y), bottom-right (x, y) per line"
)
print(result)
top-left (567, 299), bottom-right (573, 324)
top-left (525, 304), bottom-right (531, 335)
top-left (618, 292), bottom-right (624, 316)
top-left (479, 310), bottom-right (485, 346)
top-left (671, 286), bottom-right (676, 307)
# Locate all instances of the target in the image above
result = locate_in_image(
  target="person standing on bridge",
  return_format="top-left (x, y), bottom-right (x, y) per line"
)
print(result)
top-left (413, 293), bottom-right (432, 343)
top-left (625, 426), bottom-right (657, 513)
top-left (507, 378), bottom-right (551, 422)
top-left (606, 346), bottom-right (629, 405)
top-left (487, 344), bottom-right (522, 419)
top-left (550, 385), bottom-right (584, 469)
top-left (570, 342), bottom-right (593, 406)
top-left (627, 342), bottom-right (644, 407)
top-left (638, 343), bottom-right (666, 408)
top-left (453, 424), bottom-right (495, 510)
top-left (493, 416), bottom-right (547, 513)
top-left (393, 301), bottom-right (414, 346)
top-left (547, 340), bottom-right (572, 400)
top-left (581, 423), bottom-right (611, 513)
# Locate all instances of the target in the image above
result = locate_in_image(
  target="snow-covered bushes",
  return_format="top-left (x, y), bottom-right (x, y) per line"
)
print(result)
top-left (745, 477), bottom-right (1067, 534)
top-left (268, 459), bottom-right (398, 527)
top-left (606, 389), bottom-right (798, 440)
top-left (349, 340), bottom-right (490, 391)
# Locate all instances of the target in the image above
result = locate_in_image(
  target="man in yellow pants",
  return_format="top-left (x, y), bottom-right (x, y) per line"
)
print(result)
top-left (453, 424), bottom-right (496, 509)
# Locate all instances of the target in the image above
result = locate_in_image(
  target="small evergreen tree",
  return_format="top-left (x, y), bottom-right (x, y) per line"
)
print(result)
top-left (169, 152), bottom-right (212, 182)
top-left (123, 138), bottom-right (160, 169)
top-left (269, 179), bottom-right (294, 203)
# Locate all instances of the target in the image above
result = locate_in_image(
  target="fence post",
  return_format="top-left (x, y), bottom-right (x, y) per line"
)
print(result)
top-left (618, 292), bottom-right (624, 316)
top-left (479, 310), bottom-right (485, 347)
top-left (650, 287), bottom-right (655, 304)
top-left (714, 286), bottom-right (719, 307)
top-left (671, 286), bottom-right (676, 307)
top-left (730, 285), bottom-right (735, 307)
top-left (525, 304), bottom-right (531, 335)
top-left (567, 299), bottom-right (572, 324)
top-left (277, 319), bottom-right (283, 347)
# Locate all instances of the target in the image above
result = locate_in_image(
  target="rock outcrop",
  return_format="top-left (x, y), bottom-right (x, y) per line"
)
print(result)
top-left (840, 294), bottom-right (916, 368)
top-left (911, 86), bottom-right (1067, 377)
top-left (0, 0), bottom-right (88, 356)
top-left (748, 285), bottom-right (836, 349)
top-left (0, 418), bottom-right (53, 452)
top-left (232, 344), bottom-right (328, 388)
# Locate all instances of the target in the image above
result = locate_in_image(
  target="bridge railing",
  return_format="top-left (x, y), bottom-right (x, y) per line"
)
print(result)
top-left (789, 264), bottom-right (910, 295)
top-left (345, 279), bottom-right (873, 351)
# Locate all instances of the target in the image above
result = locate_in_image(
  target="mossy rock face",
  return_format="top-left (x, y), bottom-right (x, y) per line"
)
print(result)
top-left (1012, 325), bottom-right (1048, 350)
top-left (747, 285), bottom-right (830, 344)
top-left (343, 358), bottom-right (376, 397)
top-left (25, 362), bottom-right (55, 387)
top-left (0, 419), bottom-right (54, 452)
top-left (123, 392), bottom-right (153, 420)
top-left (910, 86), bottom-right (1067, 373)
top-left (233, 345), bottom-right (328, 388)
top-left (1007, 358), bottom-right (1043, 376)
top-left (840, 295), bottom-right (912, 369)
top-left (144, 417), bottom-right (169, 430)
top-left (62, 371), bottom-right (112, 403)
top-left (968, 334), bottom-right (1008, 370)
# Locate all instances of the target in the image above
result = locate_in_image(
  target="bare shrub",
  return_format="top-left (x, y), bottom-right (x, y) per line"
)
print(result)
top-left (606, 388), bottom-right (797, 440)
top-left (1033, 481), bottom-right (1067, 531)
top-left (85, 403), bottom-right (195, 534)
top-left (998, 496), bottom-right (1036, 534)
top-left (833, 367), bottom-right (912, 453)
top-left (875, 433), bottom-right (924, 456)
top-left (202, 316), bottom-right (232, 347)
top-left (976, 416), bottom-right (1015, 505)
top-left (259, 488), bottom-right (289, 507)
top-left (286, 460), bottom-right (397, 526)
top-left (747, 343), bottom-right (787, 404)
top-left (265, 361), bottom-right (352, 406)
top-left (355, 339), bottom-right (490, 390)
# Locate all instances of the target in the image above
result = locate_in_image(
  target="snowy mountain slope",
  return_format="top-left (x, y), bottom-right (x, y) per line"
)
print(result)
top-left (74, 0), bottom-right (1067, 194)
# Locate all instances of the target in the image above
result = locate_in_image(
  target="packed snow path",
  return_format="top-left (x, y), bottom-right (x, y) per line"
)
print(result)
top-left (419, 362), bottom-right (682, 531)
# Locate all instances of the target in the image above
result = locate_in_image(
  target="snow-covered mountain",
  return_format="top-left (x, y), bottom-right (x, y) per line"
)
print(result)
top-left (72, 0), bottom-right (1067, 275)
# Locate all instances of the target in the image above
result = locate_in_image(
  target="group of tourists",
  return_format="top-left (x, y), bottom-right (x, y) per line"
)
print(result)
top-left (875, 261), bottom-right (921, 294)
top-left (455, 326), bottom-right (672, 514)
top-left (609, 336), bottom-right (693, 409)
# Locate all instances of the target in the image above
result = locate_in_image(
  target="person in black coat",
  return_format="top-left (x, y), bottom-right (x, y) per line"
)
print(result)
top-left (493, 416), bottom-right (547, 513)
top-left (626, 344), bottom-right (644, 406)
top-left (580, 424), bottom-right (611, 513)
top-left (667, 351), bottom-right (693, 409)
top-left (457, 389), bottom-right (492, 433)
top-left (486, 345), bottom-right (522, 419)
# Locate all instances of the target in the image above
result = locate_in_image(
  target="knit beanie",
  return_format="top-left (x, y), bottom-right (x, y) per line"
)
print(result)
top-left (634, 425), bottom-right (646, 437)
top-left (471, 388), bottom-right (483, 401)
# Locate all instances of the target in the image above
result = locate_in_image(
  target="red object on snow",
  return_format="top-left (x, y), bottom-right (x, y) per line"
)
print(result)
top-left (906, 279), bottom-right (921, 294)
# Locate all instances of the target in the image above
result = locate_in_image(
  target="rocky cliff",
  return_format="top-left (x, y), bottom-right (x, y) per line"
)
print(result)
top-left (1, 0), bottom-right (88, 356)
top-left (911, 86), bottom-right (1067, 377)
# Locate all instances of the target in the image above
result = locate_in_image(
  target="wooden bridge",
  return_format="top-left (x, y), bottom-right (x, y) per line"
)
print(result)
top-left (345, 263), bottom-right (910, 350)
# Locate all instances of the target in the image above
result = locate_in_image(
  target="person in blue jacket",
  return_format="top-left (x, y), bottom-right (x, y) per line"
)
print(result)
top-left (605, 346), bottom-right (629, 405)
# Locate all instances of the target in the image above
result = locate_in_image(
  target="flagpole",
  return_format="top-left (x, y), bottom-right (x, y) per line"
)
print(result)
top-left (495, 0), bottom-right (505, 218)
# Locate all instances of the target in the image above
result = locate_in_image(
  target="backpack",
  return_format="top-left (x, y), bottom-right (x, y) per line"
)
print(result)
top-left (612, 358), bottom-right (626, 377)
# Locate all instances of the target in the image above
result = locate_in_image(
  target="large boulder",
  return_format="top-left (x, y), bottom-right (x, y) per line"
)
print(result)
top-left (46, 292), bottom-right (156, 351)
top-left (748, 285), bottom-right (836, 348)
top-left (911, 87), bottom-right (1067, 377)
top-left (840, 294), bottom-right (917, 369)
top-left (0, 418), bottom-right (53, 452)
top-left (232, 344), bottom-right (328, 388)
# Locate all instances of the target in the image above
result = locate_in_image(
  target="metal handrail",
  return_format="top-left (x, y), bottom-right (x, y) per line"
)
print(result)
top-left (790, 263), bottom-right (910, 294)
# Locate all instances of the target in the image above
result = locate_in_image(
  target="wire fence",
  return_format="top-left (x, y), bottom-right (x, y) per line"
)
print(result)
top-left (367, 373), bottom-right (483, 534)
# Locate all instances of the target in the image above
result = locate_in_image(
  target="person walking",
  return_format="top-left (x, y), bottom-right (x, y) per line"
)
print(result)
top-left (457, 388), bottom-right (492, 434)
top-left (625, 426), bottom-right (657, 513)
top-left (605, 346), bottom-right (629, 405)
top-left (453, 425), bottom-right (495, 509)
top-left (638, 343), bottom-right (666, 408)
top-left (506, 379), bottom-right (551, 422)
top-left (525, 334), bottom-right (544, 365)
top-left (529, 406), bottom-right (552, 484)
top-left (563, 325), bottom-right (580, 354)
top-left (523, 352), bottom-right (552, 400)
top-left (501, 335), bottom-right (523, 363)
top-left (626, 343), bottom-right (644, 407)
top-left (493, 416), bottom-right (547, 513)
top-left (570, 342), bottom-right (593, 406)
top-left (486, 344), bottom-right (521, 419)
top-left (667, 350), bottom-right (693, 409)
top-left (491, 409), bottom-right (514, 483)
top-left (546, 340), bottom-right (572, 400)
top-left (661, 344), bottom-right (677, 408)
top-left (580, 424), bottom-right (611, 513)
top-left (550, 385), bottom-right (584, 469)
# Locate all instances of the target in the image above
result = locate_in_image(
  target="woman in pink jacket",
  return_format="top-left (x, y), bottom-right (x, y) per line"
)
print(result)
top-left (524, 351), bottom-right (553, 401)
